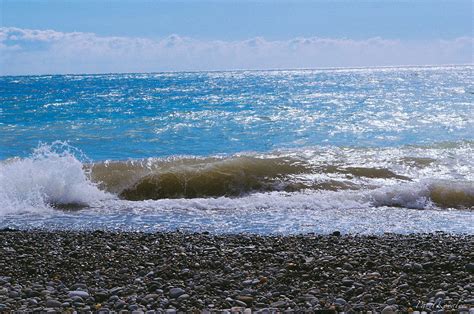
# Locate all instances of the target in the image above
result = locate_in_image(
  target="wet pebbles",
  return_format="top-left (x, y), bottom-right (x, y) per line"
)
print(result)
top-left (0, 230), bottom-right (473, 312)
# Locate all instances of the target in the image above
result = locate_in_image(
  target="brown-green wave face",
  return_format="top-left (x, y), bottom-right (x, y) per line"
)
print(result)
top-left (89, 155), bottom-right (416, 200)
top-left (429, 183), bottom-right (474, 209)
top-left (85, 149), bottom-right (473, 210)
top-left (118, 157), bottom-right (310, 200)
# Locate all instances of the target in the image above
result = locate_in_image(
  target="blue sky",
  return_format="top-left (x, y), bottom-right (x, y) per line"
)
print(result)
top-left (1, 0), bottom-right (472, 75)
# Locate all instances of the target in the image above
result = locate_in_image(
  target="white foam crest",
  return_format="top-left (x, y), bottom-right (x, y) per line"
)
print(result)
top-left (0, 142), bottom-right (112, 215)
top-left (96, 189), bottom-right (368, 213)
top-left (369, 182), bottom-right (433, 209)
top-left (369, 180), bottom-right (473, 209)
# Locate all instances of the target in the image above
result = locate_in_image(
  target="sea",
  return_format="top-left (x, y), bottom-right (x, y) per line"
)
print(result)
top-left (1, 65), bottom-right (473, 234)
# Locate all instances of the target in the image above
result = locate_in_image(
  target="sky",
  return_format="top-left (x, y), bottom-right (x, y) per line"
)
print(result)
top-left (0, 0), bottom-right (472, 75)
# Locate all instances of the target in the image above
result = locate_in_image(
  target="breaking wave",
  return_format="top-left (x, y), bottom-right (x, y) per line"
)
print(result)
top-left (0, 142), bottom-right (112, 214)
top-left (94, 157), bottom-right (382, 200)
top-left (370, 180), bottom-right (474, 209)
top-left (0, 142), bottom-right (473, 214)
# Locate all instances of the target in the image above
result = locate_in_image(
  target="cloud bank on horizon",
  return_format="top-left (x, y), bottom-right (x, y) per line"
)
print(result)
top-left (1, 27), bottom-right (472, 75)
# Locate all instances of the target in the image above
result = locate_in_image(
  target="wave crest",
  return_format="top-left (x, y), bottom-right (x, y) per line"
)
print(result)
top-left (116, 156), bottom-right (310, 200)
top-left (92, 157), bottom-right (409, 200)
top-left (0, 142), bottom-right (111, 214)
top-left (371, 181), bottom-right (474, 209)
top-left (1, 143), bottom-right (472, 213)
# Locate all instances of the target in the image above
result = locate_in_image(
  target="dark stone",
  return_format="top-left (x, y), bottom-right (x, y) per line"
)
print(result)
top-left (466, 263), bottom-right (474, 273)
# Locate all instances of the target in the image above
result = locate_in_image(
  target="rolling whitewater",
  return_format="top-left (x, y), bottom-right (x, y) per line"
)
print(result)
top-left (1, 65), bottom-right (473, 234)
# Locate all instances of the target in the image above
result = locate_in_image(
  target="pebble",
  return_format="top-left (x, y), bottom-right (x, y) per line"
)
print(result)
top-left (342, 262), bottom-right (354, 270)
top-left (168, 287), bottom-right (185, 299)
top-left (128, 304), bottom-right (139, 311)
top-left (177, 293), bottom-right (189, 301)
top-left (0, 230), bottom-right (472, 312)
top-left (71, 296), bottom-right (84, 303)
top-left (412, 263), bottom-right (423, 272)
top-left (434, 291), bottom-right (446, 299)
top-left (399, 283), bottom-right (410, 289)
top-left (334, 298), bottom-right (346, 306)
top-left (237, 296), bottom-right (254, 305)
top-left (27, 298), bottom-right (38, 306)
top-left (466, 263), bottom-right (474, 273)
top-left (342, 278), bottom-right (354, 286)
top-left (71, 283), bottom-right (88, 290)
top-left (46, 299), bottom-right (62, 308)
top-left (68, 290), bottom-right (89, 298)
top-left (144, 294), bottom-right (159, 300)
top-left (109, 287), bottom-right (123, 295)
top-left (108, 295), bottom-right (119, 302)
top-left (270, 300), bottom-right (286, 308)
top-left (386, 298), bottom-right (396, 305)
top-left (8, 291), bottom-right (20, 298)
top-left (381, 305), bottom-right (397, 314)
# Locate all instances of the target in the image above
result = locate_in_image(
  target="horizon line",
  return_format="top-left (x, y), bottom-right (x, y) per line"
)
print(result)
top-left (1, 63), bottom-right (472, 78)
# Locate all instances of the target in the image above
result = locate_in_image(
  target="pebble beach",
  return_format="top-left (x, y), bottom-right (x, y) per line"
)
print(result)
top-left (1, 230), bottom-right (473, 313)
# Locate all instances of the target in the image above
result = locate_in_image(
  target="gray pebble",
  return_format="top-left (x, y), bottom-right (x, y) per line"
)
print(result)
top-left (68, 290), bottom-right (90, 298)
top-left (177, 294), bottom-right (189, 301)
top-left (144, 294), bottom-right (159, 300)
top-left (8, 291), bottom-right (20, 298)
top-left (381, 305), bottom-right (396, 314)
top-left (342, 278), bottom-right (354, 286)
top-left (0, 230), bottom-right (472, 312)
top-left (435, 291), bottom-right (446, 299)
top-left (334, 298), bottom-right (346, 306)
top-left (128, 304), bottom-right (139, 311)
top-left (466, 263), bottom-right (474, 273)
top-left (109, 287), bottom-right (124, 295)
top-left (270, 300), bottom-right (286, 308)
top-left (71, 296), bottom-right (84, 303)
top-left (412, 263), bottom-right (423, 271)
top-left (168, 287), bottom-right (185, 299)
top-left (71, 283), bottom-right (88, 290)
top-left (386, 298), bottom-right (396, 305)
top-left (27, 298), bottom-right (38, 306)
top-left (46, 299), bottom-right (62, 308)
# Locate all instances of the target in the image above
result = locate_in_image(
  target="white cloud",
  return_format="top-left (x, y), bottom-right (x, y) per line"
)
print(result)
top-left (0, 27), bottom-right (472, 75)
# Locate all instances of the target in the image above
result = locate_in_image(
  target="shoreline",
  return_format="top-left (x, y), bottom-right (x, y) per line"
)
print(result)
top-left (1, 230), bottom-right (473, 312)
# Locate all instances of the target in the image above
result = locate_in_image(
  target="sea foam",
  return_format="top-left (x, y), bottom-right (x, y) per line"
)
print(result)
top-left (0, 142), bottom-right (111, 214)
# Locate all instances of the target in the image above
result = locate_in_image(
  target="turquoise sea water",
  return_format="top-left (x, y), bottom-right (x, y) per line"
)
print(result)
top-left (1, 65), bottom-right (473, 234)
top-left (2, 66), bottom-right (473, 160)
